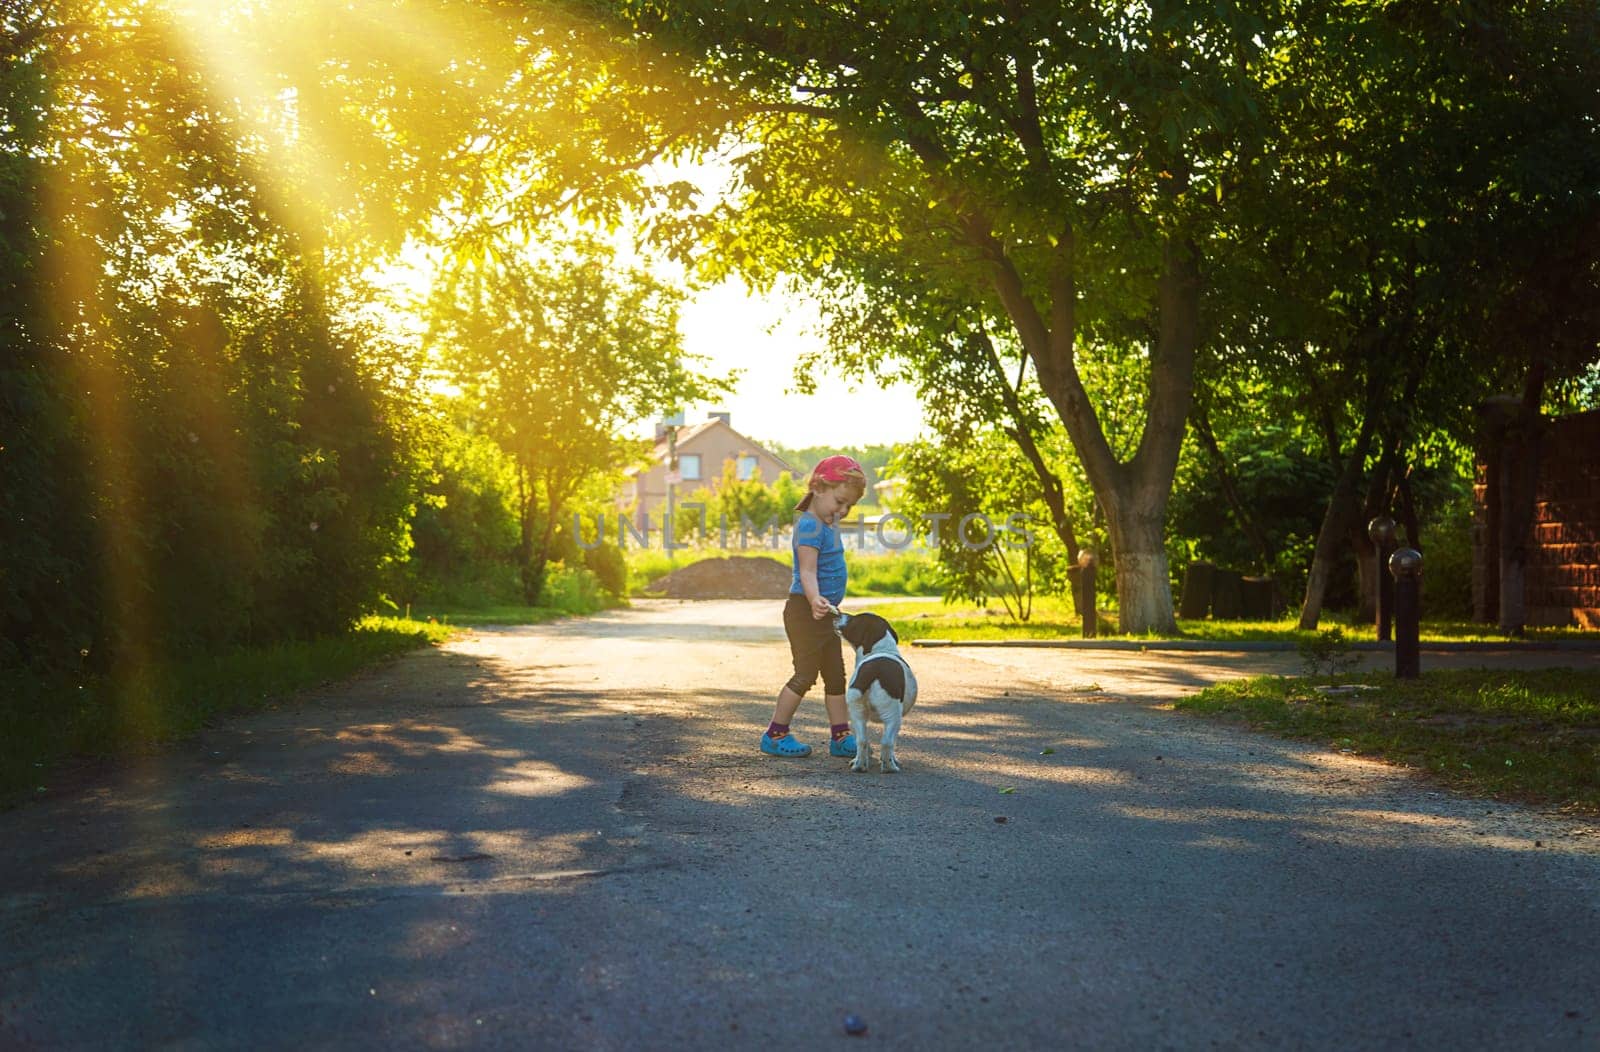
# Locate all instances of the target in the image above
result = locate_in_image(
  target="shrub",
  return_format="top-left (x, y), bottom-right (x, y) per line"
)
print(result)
top-left (541, 563), bottom-right (608, 614)
top-left (583, 542), bottom-right (629, 597)
top-left (1420, 494), bottom-right (1475, 621)
top-left (1297, 627), bottom-right (1361, 677)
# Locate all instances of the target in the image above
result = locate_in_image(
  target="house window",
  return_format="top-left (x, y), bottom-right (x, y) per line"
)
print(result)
top-left (737, 455), bottom-right (759, 481)
top-left (679, 453), bottom-right (702, 481)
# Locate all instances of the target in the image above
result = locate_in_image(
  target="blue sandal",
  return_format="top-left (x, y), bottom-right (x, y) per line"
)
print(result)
top-left (829, 734), bottom-right (858, 757)
top-left (760, 733), bottom-right (812, 757)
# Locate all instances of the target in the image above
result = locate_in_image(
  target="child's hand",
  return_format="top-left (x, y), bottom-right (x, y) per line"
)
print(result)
top-left (810, 595), bottom-right (833, 620)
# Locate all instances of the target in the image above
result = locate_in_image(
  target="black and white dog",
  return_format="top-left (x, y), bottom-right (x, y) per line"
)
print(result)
top-left (835, 611), bottom-right (919, 773)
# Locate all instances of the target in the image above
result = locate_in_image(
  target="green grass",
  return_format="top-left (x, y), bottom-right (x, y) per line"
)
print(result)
top-left (846, 552), bottom-right (943, 597)
top-left (625, 547), bottom-right (738, 595)
top-left (868, 596), bottom-right (1086, 639)
top-left (626, 547), bottom-right (944, 598)
top-left (0, 615), bottom-right (453, 808)
top-left (859, 597), bottom-right (1595, 645)
top-left (417, 560), bottom-right (625, 624)
top-left (1175, 669), bottom-right (1600, 811)
top-left (411, 603), bottom-right (593, 626)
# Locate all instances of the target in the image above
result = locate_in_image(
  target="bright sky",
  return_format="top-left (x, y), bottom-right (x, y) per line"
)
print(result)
top-left (662, 277), bottom-right (927, 451)
top-left (378, 156), bottom-right (928, 451)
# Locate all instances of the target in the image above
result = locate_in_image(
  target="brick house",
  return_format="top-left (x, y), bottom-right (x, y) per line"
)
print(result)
top-left (1473, 406), bottom-right (1600, 628)
top-left (619, 413), bottom-right (797, 529)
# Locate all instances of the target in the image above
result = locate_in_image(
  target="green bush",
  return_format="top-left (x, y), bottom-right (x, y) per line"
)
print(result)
top-left (541, 562), bottom-right (610, 614)
top-left (412, 562), bottom-right (525, 609)
top-left (583, 542), bottom-right (629, 596)
top-left (1420, 494), bottom-right (1475, 621)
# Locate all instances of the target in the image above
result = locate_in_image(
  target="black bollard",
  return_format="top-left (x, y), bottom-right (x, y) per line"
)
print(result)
top-left (1077, 550), bottom-right (1098, 639)
top-left (1368, 515), bottom-right (1396, 642)
top-left (1389, 548), bottom-right (1422, 679)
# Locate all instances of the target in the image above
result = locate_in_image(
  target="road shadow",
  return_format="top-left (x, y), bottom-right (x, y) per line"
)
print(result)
top-left (2, 618), bottom-right (1596, 1048)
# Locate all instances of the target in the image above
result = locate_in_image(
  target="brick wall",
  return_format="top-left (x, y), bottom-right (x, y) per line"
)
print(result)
top-left (1476, 408), bottom-right (1600, 628)
top-left (1527, 410), bottom-right (1600, 627)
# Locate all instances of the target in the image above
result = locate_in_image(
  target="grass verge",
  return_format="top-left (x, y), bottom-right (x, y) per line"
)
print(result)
top-left (0, 615), bottom-right (453, 808)
top-left (1175, 669), bottom-right (1600, 812)
top-left (412, 603), bottom-right (608, 626)
top-left (862, 598), bottom-right (1593, 645)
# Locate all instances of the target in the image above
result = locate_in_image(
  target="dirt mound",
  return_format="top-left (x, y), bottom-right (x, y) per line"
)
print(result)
top-left (646, 556), bottom-right (792, 599)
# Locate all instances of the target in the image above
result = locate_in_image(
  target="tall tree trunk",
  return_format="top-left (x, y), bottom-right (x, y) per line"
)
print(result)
top-left (1395, 469), bottom-right (1421, 551)
top-left (919, 100), bottom-right (1196, 633)
top-left (973, 327), bottom-right (1084, 615)
top-left (1298, 407), bottom-right (1380, 630)
top-left (1006, 232), bottom-right (1199, 634)
top-left (1104, 498), bottom-right (1176, 634)
top-left (1353, 534), bottom-right (1379, 622)
top-left (1351, 433), bottom-right (1402, 621)
top-left (517, 463), bottom-right (542, 604)
top-left (1299, 330), bottom-right (1427, 629)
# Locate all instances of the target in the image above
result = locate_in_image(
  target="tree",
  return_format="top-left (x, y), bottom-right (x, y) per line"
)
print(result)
top-left (893, 429), bottom-right (1067, 622)
top-left (2, 0), bottom-right (457, 667)
top-left (511, 2), bottom-right (1350, 631)
top-left (1203, 0), bottom-right (1600, 628)
top-left (428, 235), bottom-right (727, 601)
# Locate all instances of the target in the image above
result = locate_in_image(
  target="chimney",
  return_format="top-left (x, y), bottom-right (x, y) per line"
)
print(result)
top-left (710, 411), bottom-right (732, 428)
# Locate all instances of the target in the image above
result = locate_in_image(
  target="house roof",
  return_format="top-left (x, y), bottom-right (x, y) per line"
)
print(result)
top-left (647, 419), bottom-right (718, 460)
top-left (625, 418), bottom-right (794, 478)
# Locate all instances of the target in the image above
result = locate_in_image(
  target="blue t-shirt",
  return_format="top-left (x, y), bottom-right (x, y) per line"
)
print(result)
top-left (790, 511), bottom-right (847, 605)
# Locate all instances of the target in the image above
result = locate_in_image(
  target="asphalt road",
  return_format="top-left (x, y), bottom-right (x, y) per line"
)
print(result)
top-left (2, 600), bottom-right (1598, 1050)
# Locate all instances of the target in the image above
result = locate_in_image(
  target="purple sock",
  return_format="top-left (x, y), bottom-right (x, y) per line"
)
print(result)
top-left (766, 722), bottom-right (790, 740)
top-left (831, 723), bottom-right (851, 741)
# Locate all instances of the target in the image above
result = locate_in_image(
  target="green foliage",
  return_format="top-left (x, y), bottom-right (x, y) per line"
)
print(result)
top-left (671, 459), bottom-right (803, 542)
top-left (1419, 492), bottom-right (1476, 622)
top-left (428, 234), bottom-right (727, 603)
top-left (539, 0), bottom-right (1599, 636)
top-left (891, 431), bottom-right (1067, 620)
top-left (7, 0), bottom-right (1598, 686)
top-left (1, 2), bottom-right (459, 672)
top-left (1169, 419), bottom-right (1338, 594)
top-left (400, 408), bottom-right (523, 606)
top-left (764, 443), bottom-right (896, 492)
top-left (581, 543), bottom-right (629, 597)
top-left (540, 563), bottom-right (612, 615)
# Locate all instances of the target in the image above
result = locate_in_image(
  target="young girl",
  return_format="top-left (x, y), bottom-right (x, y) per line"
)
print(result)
top-left (761, 455), bottom-right (868, 757)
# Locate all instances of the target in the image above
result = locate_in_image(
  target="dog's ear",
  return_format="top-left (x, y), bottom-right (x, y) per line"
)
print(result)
top-left (844, 613), bottom-right (893, 651)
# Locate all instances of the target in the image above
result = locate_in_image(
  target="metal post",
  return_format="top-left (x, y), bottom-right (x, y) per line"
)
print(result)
top-left (1368, 514), bottom-right (1396, 642)
top-left (666, 425), bottom-right (678, 549)
top-left (1077, 550), bottom-right (1098, 639)
top-left (1389, 548), bottom-right (1422, 679)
